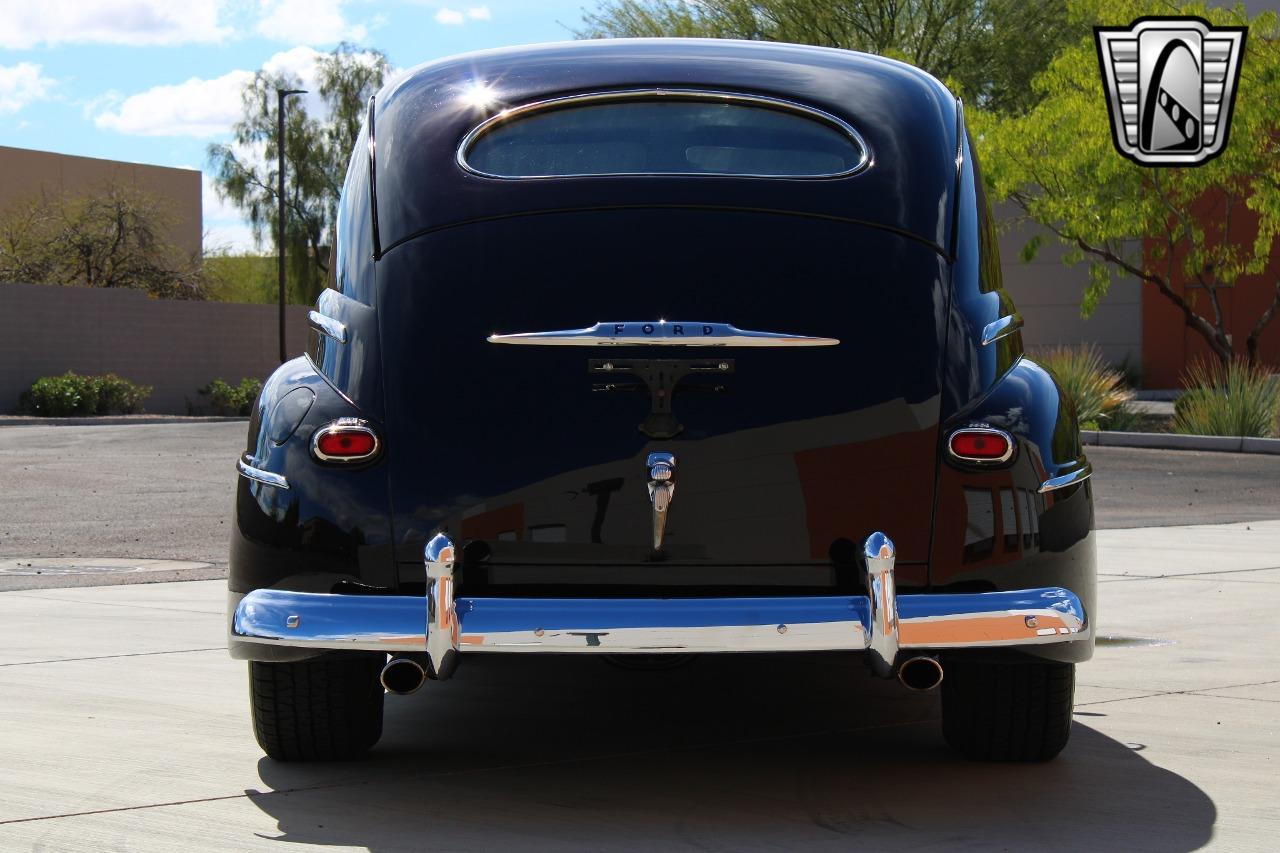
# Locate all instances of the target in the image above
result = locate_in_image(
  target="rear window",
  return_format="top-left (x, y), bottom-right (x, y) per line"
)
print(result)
top-left (460, 91), bottom-right (868, 179)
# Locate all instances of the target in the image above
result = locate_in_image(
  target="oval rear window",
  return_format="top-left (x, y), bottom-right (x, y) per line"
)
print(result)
top-left (460, 91), bottom-right (868, 179)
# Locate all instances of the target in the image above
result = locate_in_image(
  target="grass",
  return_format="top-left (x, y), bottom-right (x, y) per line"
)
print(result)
top-left (1173, 359), bottom-right (1280, 438)
top-left (203, 253), bottom-right (315, 305)
top-left (1034, 345), bottom-right (1135, 429)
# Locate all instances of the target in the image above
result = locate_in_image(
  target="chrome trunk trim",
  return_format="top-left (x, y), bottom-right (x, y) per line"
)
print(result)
top-left (487, 321), bottom-right (838, 347)
top-left (236, 456), bottom-right (289, 490)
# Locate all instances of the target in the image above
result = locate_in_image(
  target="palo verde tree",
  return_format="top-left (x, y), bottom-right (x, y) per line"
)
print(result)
top-left (207, 44), bottom-right (389, 304)
top-left (975, 0), bottom-right (1280, 365)
top-left (577, 0), bottom-right (1081, 114)
top-left (0, 182), bottom-right (207, 299)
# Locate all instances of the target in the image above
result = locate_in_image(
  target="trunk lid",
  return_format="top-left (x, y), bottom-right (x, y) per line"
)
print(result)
top-left (379, 209), bottom-right (947, 592)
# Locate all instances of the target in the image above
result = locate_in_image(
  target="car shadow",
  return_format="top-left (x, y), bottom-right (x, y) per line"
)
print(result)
top-left (248, 653), bottom-right (1214, 851)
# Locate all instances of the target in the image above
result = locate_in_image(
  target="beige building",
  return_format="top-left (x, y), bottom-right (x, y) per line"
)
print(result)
top-left (0, 145), bottom-right (202, 258)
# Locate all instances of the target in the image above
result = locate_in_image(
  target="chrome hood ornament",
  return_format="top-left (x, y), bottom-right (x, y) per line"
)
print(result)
top-left (646, 452), bottom-right (677, 551)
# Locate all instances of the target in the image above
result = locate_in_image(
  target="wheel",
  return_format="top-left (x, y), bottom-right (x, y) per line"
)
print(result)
top-left (941, 659), bottom-right (1075, 762)
top-left (249, 655), bottom-right (385, 761)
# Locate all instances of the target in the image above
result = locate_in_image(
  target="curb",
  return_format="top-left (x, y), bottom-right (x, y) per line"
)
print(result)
top-left (0, 416), bottom-right (249, 427)
top-left (1081, 430), bottom-right (1280, 455)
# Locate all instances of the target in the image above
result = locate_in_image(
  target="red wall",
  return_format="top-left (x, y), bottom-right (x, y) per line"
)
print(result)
top-left (1142, 198), bottom-right (1280, 388)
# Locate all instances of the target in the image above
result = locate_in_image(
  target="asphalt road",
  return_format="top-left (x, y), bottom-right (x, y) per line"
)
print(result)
top-left (1, 422), bottom-right (1278, 580)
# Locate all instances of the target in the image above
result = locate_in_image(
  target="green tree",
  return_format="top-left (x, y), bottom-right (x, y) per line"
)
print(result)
top-left (576, 0), bottom-right (1079, 114)
top-left (0, 182), bottom-right (207, 299)
top-left (976, 0), bottom-right (1280, 365)
top-left (207, 43), bottom-right (389, 304)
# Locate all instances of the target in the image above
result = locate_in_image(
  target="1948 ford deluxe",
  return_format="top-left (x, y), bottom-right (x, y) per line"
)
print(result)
top-left (229, 39), bottom-right (1095, 763)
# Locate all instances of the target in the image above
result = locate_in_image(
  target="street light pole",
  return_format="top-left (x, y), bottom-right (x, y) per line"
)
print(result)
top-left (277, 87), bottom-right (306, 364)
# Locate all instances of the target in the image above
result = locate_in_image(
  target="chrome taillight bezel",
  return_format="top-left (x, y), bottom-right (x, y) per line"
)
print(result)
top-left (311, 418), bottom-right (381, 463)
top-left (947, 425), bottom-right (1015, 464)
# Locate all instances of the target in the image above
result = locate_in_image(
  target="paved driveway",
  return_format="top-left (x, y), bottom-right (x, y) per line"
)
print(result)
top-left (2, 420), bottom-right (1279, 576)
top-left (1, 422), bottom-right (1278, 850)
top-left (1, 522), bottom-right (1277, 850)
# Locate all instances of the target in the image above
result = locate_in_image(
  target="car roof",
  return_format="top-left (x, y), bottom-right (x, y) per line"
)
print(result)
top-left (371, 39), bottom-right (960, 257)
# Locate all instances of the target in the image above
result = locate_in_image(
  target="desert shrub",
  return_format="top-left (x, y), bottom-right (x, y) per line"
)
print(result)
top-left (1173, 360), bottom-right (1280, 438)
top-left (89, 374), bottom-right (151, 414)
top-left (199, 377), bottom-right (263, 416)
top-left (1034, 345), bottom-right (1133, 428)
top-left (17, 371), bottom-right (151, 416)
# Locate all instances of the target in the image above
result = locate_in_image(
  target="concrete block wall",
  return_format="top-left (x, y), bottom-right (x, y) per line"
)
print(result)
top-left (995, 204), bottom-right (1143, 371)
top-left (0, 283), bottom-right (309, 415)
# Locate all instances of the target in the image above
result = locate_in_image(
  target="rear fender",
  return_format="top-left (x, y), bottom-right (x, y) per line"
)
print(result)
top-left (229, 356), bottom-right (397, 596)
top-left (928, 357), bottom-right (1095, 663)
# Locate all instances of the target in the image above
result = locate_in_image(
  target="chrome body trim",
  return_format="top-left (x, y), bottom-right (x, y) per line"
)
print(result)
top-left (947, 426), bottom-right (1016, 464)
top-left (456, 88), bottom-right (872, 180)
top-left (232, 532), bottom-right (1089, 657)
top-left (310, 418), bottom-right (381, 463)
top-left (236, 455), bottom-right (289, 490)
top-left (1039, 462), bottom-right (1094, 494)
top-left (981, 313), bottom-right (1023, 347)
top-left (488, 321), bottom-right (839, 347)
top-left (307, 310), bottom-right (347, 344)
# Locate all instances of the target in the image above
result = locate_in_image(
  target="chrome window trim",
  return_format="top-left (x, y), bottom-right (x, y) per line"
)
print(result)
top-left (456, 88), bottom-right (873, 180)
top-left (1039, 462), bottom-right (1093, 494)
top-left (307, 310), bottom-right (347, 344)
top-left (981, 313), bottom-right (1023, 347)
top-left (311, 418), bottom-right (381, 463)
top-left (237, 455), bottom-right (290, 490)
top-left (947, 426), bottom-right (1016, 464)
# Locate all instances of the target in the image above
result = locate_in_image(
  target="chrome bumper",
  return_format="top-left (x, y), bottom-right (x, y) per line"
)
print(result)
top-left (232, 532), bottom-right (1088, 676)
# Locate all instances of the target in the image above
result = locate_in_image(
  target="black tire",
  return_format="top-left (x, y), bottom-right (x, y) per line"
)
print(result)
top-left (249, 655), bottom-right (385, 761)
top-left (941, 659), bottom-right (1075, 762)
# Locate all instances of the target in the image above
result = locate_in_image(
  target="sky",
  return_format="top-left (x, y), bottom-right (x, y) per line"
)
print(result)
top-left (0, 0), bottom-right (592, 251)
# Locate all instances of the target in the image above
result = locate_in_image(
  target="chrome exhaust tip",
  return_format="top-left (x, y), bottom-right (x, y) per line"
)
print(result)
top-left (897, 655), bottom-right (944, 691)
top-left (380, 657), bottom-right (426, 695)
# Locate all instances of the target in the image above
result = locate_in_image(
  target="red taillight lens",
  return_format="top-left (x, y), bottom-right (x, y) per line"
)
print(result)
top-left (949, 429), bottom-right (1012, 462)
top-left (313, 422), bottom-right (379, 462)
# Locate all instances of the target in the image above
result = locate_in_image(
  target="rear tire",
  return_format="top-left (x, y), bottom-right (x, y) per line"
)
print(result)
top-left (249, 656), bottom-right (385, 761)
top-left (941, 659), bottom-right (1074, 762)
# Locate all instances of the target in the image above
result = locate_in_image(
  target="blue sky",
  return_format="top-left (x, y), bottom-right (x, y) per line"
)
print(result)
top-left (0, 0), bottom-right (592, 250)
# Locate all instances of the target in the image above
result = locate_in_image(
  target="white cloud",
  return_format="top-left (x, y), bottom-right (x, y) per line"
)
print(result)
top-left (435, 6), bottom-right (490, 25)
top-left (255, 0), bottom-right (366, 44)
top-left (201, 172), bottom-right (260, 253)
top-left (0, 0), bottom-right (230, 49)
top-left (0, 62), bottom-right (55, 115)
top-left (94, 70), bottom-right (254, 137)
top-left (93, 46), bottom-right (334, 137)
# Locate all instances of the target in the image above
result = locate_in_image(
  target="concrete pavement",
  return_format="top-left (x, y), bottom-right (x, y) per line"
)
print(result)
top-left (1, 521), bottom-right (1277, 851)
